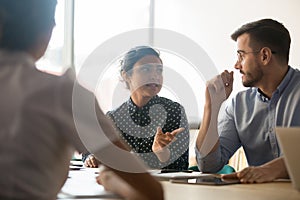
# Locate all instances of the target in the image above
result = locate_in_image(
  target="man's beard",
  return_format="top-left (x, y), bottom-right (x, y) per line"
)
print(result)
top-left (241, 69), bottom-right (263, 87)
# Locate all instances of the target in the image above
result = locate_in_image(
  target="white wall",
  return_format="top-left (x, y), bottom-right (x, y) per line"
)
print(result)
top-left (155, 0), bottom-right (300, 95)
top-left (73, 0), bottom-right (300, 127)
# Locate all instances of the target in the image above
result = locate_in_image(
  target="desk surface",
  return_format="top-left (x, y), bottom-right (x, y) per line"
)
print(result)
top-left (162, 180), bottom-right (300, 200)
top-left (59, 167), bottom-right (300, 200)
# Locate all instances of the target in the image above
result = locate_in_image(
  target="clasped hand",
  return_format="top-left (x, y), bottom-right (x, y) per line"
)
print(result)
top-left (206, 70), bottom-right (234, 106)
top-left (84, 154), bottom-right (100, 168)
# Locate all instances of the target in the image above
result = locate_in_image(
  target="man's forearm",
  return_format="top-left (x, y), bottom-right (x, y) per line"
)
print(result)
top-left (261, 157), bottom-right (289, 179)
top-left (196, 95), bottom-right (222, 156)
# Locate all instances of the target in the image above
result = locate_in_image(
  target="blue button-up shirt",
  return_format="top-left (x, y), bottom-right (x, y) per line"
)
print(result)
top-left (196, 66), bottom-right (300, 172)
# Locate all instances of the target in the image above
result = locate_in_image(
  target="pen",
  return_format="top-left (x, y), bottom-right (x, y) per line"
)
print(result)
top-left (160, 169), bottom-right (193, 173)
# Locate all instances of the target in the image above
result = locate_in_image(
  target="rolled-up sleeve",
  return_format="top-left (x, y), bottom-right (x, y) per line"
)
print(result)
top-left (195, 145), bottom-right (223, 173)
top-left (195, 98), bottom-right (240, 173)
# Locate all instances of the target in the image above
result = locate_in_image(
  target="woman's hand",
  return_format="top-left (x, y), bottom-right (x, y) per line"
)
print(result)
top-left (84, 154), bottom-right (100, 168)
top-left (152, 127), bottom-right (184, 152)
top-left (151, 127), bottom-right (184, 162)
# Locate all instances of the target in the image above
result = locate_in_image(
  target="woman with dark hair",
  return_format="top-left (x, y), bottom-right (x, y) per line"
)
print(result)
top-left (84, 46), bottom-right (189, 170)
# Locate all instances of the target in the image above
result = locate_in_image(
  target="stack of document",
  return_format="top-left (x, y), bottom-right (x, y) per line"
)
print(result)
top-left (58, 168), bottom-right (120, 199)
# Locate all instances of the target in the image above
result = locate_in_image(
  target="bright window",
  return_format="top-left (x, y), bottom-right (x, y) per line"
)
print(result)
top-left (74, 0), bottom-right (151, 70)
top-left (36, 0), bottom-right (66, 74)
top-left (36, 0), bottom-right (208, 127)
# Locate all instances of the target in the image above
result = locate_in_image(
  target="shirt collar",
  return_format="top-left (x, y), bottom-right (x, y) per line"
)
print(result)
top-left (127, 95), bottom-right (160, 113)
top-left (257, 88), bottom-right (270, 102)
top-left (256, 66), bottom-right (294, 102)
top-left (276, 66), bottom-right (293, 95)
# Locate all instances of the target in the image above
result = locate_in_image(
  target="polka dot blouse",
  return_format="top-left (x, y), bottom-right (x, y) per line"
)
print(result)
top-left (107, 95), bottom-right (189, 170)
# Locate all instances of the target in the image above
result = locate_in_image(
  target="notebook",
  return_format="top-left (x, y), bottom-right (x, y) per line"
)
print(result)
top-left (276, 127), bottom-right (300, 191)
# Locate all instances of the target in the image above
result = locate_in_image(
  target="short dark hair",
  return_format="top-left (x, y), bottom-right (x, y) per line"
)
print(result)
top-left (231, 18), bottom-right (291, 64)
top-left (0, 0), bottom-right (57, 51)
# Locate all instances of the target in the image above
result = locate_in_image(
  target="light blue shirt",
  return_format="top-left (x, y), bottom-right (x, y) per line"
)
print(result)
top-left (196, 66), bottom-right (300, 172)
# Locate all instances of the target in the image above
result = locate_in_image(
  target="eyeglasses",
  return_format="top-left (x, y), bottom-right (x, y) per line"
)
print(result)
top-left (236, 48), bottom-right (276, 63)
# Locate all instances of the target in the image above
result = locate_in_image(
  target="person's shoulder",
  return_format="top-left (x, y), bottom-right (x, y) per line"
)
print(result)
top-left (291, 67), bottom-right (300, 73)
top-left (156, 96), bottom-right (179, 105)
top-left (291, 67), bottom-right (300, 79)
top-left (33, 67), bottom-right (75, 88)
top-left (105, 110), bottom-right (114, 122)
top-left (277, 66), bottom-right (300, 91)
top-left (106, 100), bottom-right (129, 116)
top-left (51, 68), bottom-right (75, 83)
top-left (236, 87), bottom-right (256, 95)
top-left (47, 68), bottom-right (76, 93)
top-left (156, 96), bottom-right (184, 110)
top-left (285, 67), bottom-right (300, 92)
top-left (234, 88), bottom-right (257, 101)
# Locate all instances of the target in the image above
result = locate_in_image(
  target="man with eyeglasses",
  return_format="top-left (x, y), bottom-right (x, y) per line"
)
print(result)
top-left (195, 18), bottom-right (300, 183)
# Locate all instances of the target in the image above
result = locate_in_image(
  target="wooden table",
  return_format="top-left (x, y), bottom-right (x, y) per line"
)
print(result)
top-left (162, 180), bottom-right (300, 200)
top-left (59, 167), bottom-right (300, 200)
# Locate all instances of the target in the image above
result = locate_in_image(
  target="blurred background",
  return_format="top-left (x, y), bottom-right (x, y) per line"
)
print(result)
top-left (37, 0), bottom-right (300, 128)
